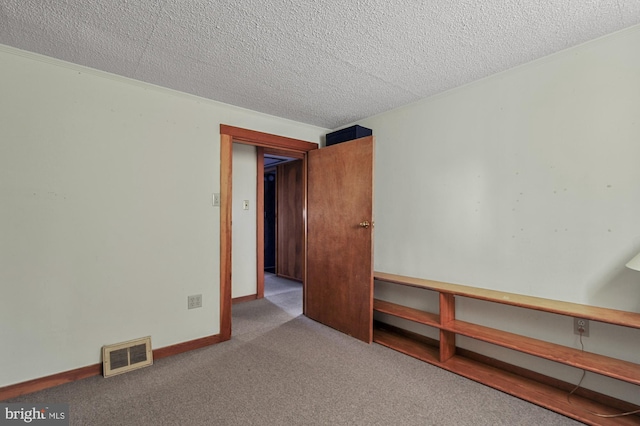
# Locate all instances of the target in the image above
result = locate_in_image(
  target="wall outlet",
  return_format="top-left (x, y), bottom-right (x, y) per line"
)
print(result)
top-left (574, 318), bottom-right (589, 337)
top-left (212, 193), bottom-right (220, 207)
top-left (188, 294), bottom-right (202, 309)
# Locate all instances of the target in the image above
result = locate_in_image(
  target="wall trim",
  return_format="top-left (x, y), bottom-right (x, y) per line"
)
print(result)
top-left (232, 294), bottom-right (259, 304)
top-left (0, 334), bottom-right (222, 401)
top-left (276, 273), bottom-right (303, 283)
top-left (152, 334), bottom-right (223, 360)
top-left (0, 363), bottom-right (102, 402)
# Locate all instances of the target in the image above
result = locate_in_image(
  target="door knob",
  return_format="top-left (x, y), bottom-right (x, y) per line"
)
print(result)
top-left (359, 221), bottom-right (370, 229)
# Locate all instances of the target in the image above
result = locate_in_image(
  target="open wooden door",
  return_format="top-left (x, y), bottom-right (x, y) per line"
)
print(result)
top-left (306, 136), bottom-right (374, 343)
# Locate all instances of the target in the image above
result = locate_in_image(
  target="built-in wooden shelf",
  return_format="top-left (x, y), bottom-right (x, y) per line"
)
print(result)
top-left (375, 271), bottom-right (640, 329)
top-left (444, 319), bottom-right (640, 386)
top-left (445, 354), bottom-right (640, 426)
top-left (373, 299), bottom-right (440, 327)
top-left (374, 323), bottom-right (640, 426)
top-left (374, 323), bottom-right (439, 364)
top-left (373, 271), bottom-right (640, 426)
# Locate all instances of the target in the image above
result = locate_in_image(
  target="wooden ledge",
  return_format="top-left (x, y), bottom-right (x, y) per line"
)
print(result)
top-left (445, 319), bottom-right (640, 385)
top-left (374, 271), bottom-right (640, 329)
top-left (373, 299), bottom-right (440, 327)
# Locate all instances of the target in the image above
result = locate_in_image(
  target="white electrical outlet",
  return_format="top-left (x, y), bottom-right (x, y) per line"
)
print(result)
top-left (188, 294), bottom-right (202, 309)
top-left (574, 318), bottom-right (589, 337)
top-left (212, 193), bottom-right (220, 207)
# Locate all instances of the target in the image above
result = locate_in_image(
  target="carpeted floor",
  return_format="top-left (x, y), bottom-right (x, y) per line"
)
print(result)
top-left (7, 274), bottom-right (581, 425)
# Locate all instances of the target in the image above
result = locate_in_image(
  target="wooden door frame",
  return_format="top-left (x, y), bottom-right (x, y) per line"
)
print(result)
top-left (219, 125), bottom-right (318, 340)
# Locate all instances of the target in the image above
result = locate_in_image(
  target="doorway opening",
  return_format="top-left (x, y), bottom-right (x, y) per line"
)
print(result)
top-left (263, 165), bottom-right (277, 275)
top-left (220, 125), bottom-right (374, 345)
top-left (255, 154), bottom-right (305, 321)
top-left (219, 125), bottom-right (318, 341)
top-left (263, 153), bottom-right (298, 276)
top-left (263, 154), bottom-right (304, 283)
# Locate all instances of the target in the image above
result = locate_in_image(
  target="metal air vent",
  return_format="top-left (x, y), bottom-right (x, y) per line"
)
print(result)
top-left (102, 336), bottom-right (153, 377)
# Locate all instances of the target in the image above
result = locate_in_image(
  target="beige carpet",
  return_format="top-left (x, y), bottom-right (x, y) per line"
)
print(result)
top-left (7, 275), bottom-right (581, 425)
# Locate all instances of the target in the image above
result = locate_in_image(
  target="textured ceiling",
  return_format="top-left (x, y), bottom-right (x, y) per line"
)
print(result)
top-left (1, 1), bottom-right (639, 129)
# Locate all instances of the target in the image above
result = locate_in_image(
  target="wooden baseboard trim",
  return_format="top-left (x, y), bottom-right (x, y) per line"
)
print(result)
top-left (232, 294), bottom-right (258, 304)
top-left (0, 363), bottom-right (102, 401)
top-left (0, 334), bottom-right (223, 401)
top-left (276, 273), bottom-right (303, 283)
top-left (153, 334), bottom-right (223, 360)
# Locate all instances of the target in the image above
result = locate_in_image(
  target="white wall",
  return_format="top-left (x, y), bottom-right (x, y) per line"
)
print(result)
top-left (0, 45), bottom-right (327, 387)
top-left (232, 144), bottom-right (257, 298)
top-left (360, 25), bottom-right (640, 403)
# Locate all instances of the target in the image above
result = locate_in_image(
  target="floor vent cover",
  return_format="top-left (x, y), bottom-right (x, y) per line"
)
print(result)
top-left (102, 336), bottom-right (153, 377)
